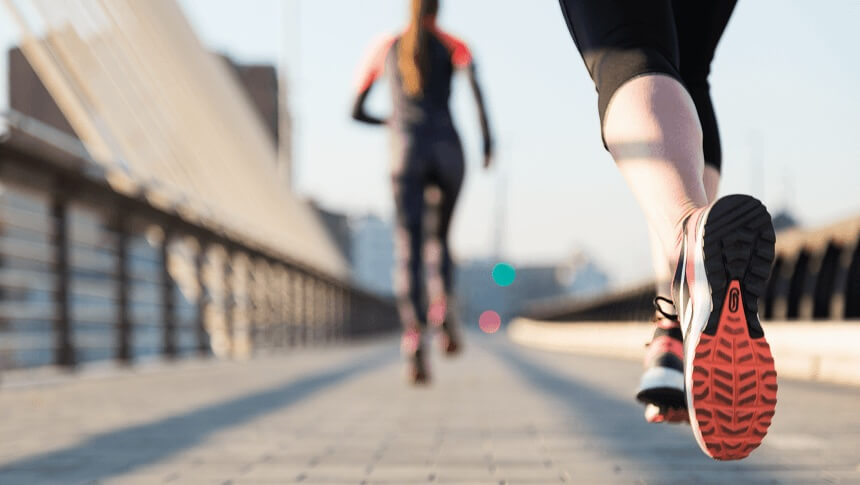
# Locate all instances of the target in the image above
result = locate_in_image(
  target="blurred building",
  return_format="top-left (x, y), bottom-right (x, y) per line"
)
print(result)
top-left (219, 55), bottom-right (279, 144)
top-left (456, 253), bottom-right (609, 329)
top-left (772, 209), bottom-right (799, 233)
top-left (308, 201), bottom-right (352, 264)
top-left (554, 249), bottom-right (611, 299)
top-left (350, 215), bottom-right (395, 296)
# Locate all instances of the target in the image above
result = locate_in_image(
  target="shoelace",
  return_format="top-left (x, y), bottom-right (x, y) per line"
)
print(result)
top-left (653, 296), bottom-right (679, 321)
top-left (644, 296), bottom-right (680, 349)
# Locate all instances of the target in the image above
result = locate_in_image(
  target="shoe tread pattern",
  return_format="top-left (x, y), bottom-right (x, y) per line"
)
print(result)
top-left (693, 195), bottom-right (777, 460)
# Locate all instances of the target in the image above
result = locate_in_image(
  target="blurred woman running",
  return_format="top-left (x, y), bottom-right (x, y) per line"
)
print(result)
top-left (351, 0), bottom-right (493, 384)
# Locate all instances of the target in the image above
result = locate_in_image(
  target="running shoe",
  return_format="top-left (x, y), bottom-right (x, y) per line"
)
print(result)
top-left (428, 296), bottom-right (462, 356)
top-left (407, 347), bottom-right (429, 385)
top-left (402, 329), bottom-right (430, 385)
top-left (636, 296), bottom-right (688, 423)
top-left (673, 194), bottom-right (777, 460)
top-left (439, 320), bottom-right (462, 356)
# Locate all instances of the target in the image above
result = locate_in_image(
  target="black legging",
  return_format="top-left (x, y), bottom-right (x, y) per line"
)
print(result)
top-left (391, 124), bottom-right (464, 330)
top-left (352, 26), bottom-right (491, 333)
top-left (558, 0), bottom-right (737, 171)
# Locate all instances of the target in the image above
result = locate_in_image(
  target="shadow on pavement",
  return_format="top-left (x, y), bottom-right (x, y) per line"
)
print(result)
top-left (0, 348), bottom-right (396, 483)
top-left (493, 342), bottom-right (793, 484)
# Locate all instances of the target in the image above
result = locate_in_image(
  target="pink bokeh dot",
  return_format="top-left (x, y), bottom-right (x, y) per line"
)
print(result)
top-left (478, 310), bottom-right (501, 334)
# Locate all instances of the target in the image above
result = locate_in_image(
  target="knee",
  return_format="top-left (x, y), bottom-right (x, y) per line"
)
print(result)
top-left (590, 46), bottom-right (683, 135)
top-left (603, 75), bottom-right (703, 161)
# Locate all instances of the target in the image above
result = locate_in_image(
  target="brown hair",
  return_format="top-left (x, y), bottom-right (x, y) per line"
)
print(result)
top-left (397, 0), bottom-right (439, 97)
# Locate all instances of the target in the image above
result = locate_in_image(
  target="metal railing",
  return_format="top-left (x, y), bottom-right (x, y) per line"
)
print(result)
top-left (524, 219), bottom-right (860, 322)
top-left (0, 124), bottom-right (398, 371)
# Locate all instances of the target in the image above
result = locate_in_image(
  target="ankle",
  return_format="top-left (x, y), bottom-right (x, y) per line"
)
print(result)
top-left (670, 203), bottom-right (707, 268)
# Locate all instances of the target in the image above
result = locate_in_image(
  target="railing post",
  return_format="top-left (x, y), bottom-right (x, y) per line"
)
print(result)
top-left (328, 285), bottom-right (335, 343)
top-left (224, 249), bottom-right (235, 357)
top-left (50, 192), bottom-right (75, 368)
top-left (332, 286), bottom-right (340, 343)
top-left (235, 252), bottom-right (251, 358)
top-left (787, 251), bottom-right (810, 320)
top-left (255, 258), bottom-right (270, 352)
top-left (293, 271), bottom-right (304, 346)
top-left (343, 290), bottom-right (352, 340)
top-left (306, 277), bottom-right (316, 345)
top-left (279, 266), bottom-right (295, 347)
top-left (161, 227), bottom-right (177, 359)
top-left (116, 214), bottom-right (131, 364)
top-left (274, 265), bottom-right (284, 349)
top-left (813, 242), bottom-right (841, 319)
top-left (286, 269), bottom-right (295, 346)
top-left (319, 282), bottom-right (328, 344)
top-left (195, 241), bottom-right (209, 356)
top-left (275, 264), bottom-right (284, 348)
top-left (254, 260), bottom-right (265, 351)
top-left (832, 238), bottom-right (859, 320)
top-left (329, 284), bottom-right (338, 343)
top-left (246, 257), bottom-right (258, 353)
top-left (269, 262), bottom-right (278, 350)
top-left (275, 264), bottom-right (285, 348)
top-left (845, 242), bottom-right (860, 319)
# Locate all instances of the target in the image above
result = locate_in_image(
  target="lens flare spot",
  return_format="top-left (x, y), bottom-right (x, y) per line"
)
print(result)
top-left (478, 310), bottom-right (501, 334)
top-left (492, 263), bottom-right (516, 287)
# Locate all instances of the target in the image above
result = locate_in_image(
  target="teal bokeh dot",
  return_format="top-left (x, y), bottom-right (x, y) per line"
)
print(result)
top-left (492, 263), bottom-right (516, 287)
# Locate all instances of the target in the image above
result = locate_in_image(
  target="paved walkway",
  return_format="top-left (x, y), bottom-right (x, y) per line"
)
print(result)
top-left (1, 335), bottom-right (859, 484)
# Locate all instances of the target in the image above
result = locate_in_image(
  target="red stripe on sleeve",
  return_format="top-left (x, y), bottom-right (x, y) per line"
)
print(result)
top-left (432, 28), bottom-right (473, 69)
top-left (355, 35), bottom-right (396, 93)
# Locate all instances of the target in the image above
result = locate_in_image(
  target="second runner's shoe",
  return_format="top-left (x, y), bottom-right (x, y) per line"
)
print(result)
top-left (673, 194), bottom-right (778, 461)
top-left (636, 297), bottom-right (688, 424)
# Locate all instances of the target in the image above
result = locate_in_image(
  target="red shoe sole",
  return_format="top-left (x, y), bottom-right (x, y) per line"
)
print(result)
top-left (690, 280), bottom-right (777, 460)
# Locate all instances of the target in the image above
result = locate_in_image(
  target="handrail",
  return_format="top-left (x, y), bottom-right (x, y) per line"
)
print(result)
top-left (0, 133), bottom-right (398, 370)
top-left (522, 222), bottom-right (860, 322)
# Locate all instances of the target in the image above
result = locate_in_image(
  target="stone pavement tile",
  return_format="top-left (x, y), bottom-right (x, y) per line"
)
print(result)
top-left (432, 454), bottom-right (492, 466)
top-left (372, 454), bottom-right (436, 466)
top-left (364, 464), bottom-right (433, 482)
top-left (175, 461), bottom-right (263, 478)
top-left (237, 482), bottom-right (359, 485)
top-left (312, 454), bottom-right (378, 467)
top-left (431, 464), bottom-right (495, 483)
top-left (432, 481), bottom-right (499, 485)
top-left (633, 469), bottom-right (847, 484)
top-left (94, 474), bottom-right (207, 485)
top-left (231, 464), bottom-right (306, 482)
top-left (104, 479), bottom-right (226, 485)
top-left (493, 464), bottom-right (564, 481)
top-left (256, 450), bottom-right (319, 464)
top-left (234, 482), bottom-right (357, 485)
top-left (273, 464), bottom-right (366, 482)
top-left (490, 457), bottom-right (548, 467)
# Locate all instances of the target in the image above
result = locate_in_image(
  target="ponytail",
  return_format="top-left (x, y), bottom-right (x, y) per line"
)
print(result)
top-left (398, 0), bottom-right (439, 97)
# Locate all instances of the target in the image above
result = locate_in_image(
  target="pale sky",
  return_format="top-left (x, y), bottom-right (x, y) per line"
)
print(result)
top-left (2, 1), bottom-right (859, 287)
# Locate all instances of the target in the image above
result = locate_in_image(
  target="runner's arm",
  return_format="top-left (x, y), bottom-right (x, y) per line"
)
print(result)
top-left (441, 32), bottom-right (494, 168)
top-left (352, 84), bottom-right (386, 125)
top-left (466, 63), bottom-right (493, 167)
top-left (351, 36), bottom-right (393, 126)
